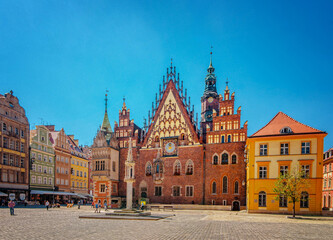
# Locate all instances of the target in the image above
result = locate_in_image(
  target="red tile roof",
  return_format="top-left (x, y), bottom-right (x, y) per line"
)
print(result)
top-left (250, 112), bottom-right (325, 137)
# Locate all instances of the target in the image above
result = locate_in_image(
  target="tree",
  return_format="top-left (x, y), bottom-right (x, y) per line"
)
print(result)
top-left (273, 168), bottom-right (309, 218)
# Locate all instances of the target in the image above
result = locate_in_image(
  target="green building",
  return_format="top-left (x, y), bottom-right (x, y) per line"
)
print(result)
top-left (29, 125), bottom-right (55, 200)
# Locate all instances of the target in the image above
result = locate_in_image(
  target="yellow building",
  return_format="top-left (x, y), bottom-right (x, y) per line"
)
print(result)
top-left (246, 112), bottom-right (326, 214)
top-left (68, 135), bottom-right (89, 195)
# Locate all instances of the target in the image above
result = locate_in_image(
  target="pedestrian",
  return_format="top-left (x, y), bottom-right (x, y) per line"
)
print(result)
top-left (8, 200), bottom-right (15, 216)
top-left (78, 200), bottom-right (81, 209)
top-left (141, 202), bottom-right (144, 211)
top-left (104, 202), bottom-right (107, 211)
top-left (94, 201), bottom-right (98, 213)
top-left (91, 201), bottom-right (94, 208)
top-left (45, 200), bottom-right (49, 210)
top-left (98, 202), bottom-right (102, 213)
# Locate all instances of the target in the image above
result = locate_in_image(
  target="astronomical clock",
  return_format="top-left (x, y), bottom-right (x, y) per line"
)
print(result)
top-left (162, 138), bottom-right (178, 156)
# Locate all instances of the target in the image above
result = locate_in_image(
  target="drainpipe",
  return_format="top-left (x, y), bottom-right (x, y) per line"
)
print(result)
top-left (202, 145), bottom-right (206, 205)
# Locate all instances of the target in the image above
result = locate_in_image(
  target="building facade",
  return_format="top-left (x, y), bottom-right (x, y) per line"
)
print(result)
top-left (91, 57), bottom-right (247, 208)
top-left (323, 148), bottom-right (333, 210)
top-left (0, 91), bottom-right (30, 202)
top-left (68, 135), bottom-right (89, 195)
top-left (48, 126), bottom-right (71, 194)
top-left (30, 125), bottom-right (55, 197)
top-left (91, 94), bottom-right (120, 207)
top-left (246, 112), bottom-right (326, 214)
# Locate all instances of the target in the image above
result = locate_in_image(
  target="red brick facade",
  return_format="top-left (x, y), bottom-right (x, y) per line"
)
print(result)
top-left (110, 61), bottom-right (247, 208)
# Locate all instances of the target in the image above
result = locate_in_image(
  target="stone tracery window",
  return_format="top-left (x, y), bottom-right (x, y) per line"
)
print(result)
top-left (222, 176), bottom-right (228, 193)
top-left (212, 181), bottom-right (217, 194)
top-left (174, 160), bottom-right (181, 175)
top-left (186, 160), bottom-right (193, 175)
top-left (231, 155), bottom-right (237, 164)
top-left (222, 153), bottom-right (228, 165)
top-left (213, 155), bottom-right (218, 165)
top-left (146, 162), bottom-right (152, 176)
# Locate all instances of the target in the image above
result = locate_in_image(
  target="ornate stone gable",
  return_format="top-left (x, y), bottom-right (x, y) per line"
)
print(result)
top-left (92, 130), bottom-right (109, 148)
top-left (142, 80), bottom-right (199, 148)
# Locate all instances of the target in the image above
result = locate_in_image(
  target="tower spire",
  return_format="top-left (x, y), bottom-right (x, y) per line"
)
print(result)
top-left (122, 96), bottom-right (127, 110)
top-left (105, 90), bottom-right (109, 113)
top-left (209, 46), bottom-right (213, 68)
top-left (101, 91), bottom-right (112, 133)
top-left (203, 48), bottom-right (217, 97)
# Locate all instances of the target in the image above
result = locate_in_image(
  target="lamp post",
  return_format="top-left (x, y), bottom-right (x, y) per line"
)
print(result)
top-left (105, 186), bottom-right (108, 210)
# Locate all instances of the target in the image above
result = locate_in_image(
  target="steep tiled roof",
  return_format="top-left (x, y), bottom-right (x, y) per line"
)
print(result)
top-left (251, 112), bottom-right (325, 137)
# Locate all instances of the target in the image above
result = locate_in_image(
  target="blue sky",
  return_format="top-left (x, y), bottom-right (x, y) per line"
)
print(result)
top-left (1, 0), bottom-right (332, 150)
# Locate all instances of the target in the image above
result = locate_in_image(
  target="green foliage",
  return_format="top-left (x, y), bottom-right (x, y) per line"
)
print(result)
top-left (273, 168), bottom-right (309, 217)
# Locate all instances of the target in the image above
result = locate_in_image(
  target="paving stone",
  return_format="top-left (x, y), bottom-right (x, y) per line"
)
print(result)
top-left (0, 207), bottom-right (333, 239)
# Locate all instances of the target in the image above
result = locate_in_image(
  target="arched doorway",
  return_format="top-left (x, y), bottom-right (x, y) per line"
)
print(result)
top-left (232, 201), bottom-right (240, 211)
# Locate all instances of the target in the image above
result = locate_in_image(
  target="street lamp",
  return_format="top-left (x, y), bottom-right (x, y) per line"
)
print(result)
top-left (105, 186), bottom-right (108, 210)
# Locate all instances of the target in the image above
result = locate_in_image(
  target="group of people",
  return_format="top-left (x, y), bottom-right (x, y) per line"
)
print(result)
top-left (92, 201), bottom-right (109, 213)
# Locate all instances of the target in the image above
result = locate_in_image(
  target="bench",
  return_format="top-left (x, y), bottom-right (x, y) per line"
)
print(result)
top-left (163, 206), bottom-right (174, 211)
top-left (150, 205), bottom-right (160, 211)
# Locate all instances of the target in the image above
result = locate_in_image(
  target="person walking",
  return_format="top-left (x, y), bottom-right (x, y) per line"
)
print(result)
top-left (45, 200), bottom-right (50, 210)
top-left (98, 202), bottom-right (101, 213)
top-left (8, 200), bottom-right (15, 216)
top-left (78, 200), bottom-right (81, 209)
top-left (94, 201), bottom-right (98, 213)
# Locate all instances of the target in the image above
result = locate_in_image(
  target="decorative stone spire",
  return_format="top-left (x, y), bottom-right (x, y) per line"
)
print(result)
top-left (126, 138), bottom-right (134, 163)
top-left (122, 96), bottom-right (127, 110)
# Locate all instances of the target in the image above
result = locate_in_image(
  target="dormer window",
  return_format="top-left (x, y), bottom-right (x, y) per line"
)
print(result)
top-left (280, 127), bottom-right (293, 134)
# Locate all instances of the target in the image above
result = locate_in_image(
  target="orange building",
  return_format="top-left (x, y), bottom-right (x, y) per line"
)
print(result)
top-left (246, 112), bottom-right (326, 214)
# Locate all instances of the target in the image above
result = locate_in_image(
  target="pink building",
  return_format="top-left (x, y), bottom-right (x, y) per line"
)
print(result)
top-left (323, 147), bottom-right (333, 210)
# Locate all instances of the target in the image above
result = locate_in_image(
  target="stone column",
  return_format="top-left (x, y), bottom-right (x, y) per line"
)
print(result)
top-left (126, 181), bottom-right (133, 209)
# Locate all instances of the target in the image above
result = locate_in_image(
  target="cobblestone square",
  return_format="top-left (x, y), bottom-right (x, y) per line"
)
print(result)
top-left (1, 206), bottom-right (333, 239)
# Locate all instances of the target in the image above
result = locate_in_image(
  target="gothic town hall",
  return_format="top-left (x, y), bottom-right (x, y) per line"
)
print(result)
top-left (91, 55), bottom-right (247, 210)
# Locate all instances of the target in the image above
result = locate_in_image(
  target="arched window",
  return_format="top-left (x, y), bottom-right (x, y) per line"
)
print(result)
top-left (227, 135), bottom-right (231, 143)
top-left (259, 191), bottom-right (266, 207)
top-left (156, 163), bottom-right (160, 173)
top-left (221, 136), bottom-right (225, 143)
top-left (234, 181), bottom-right (239, 194)
top-left (221, 153), bottom-right (228, 165)
top-left (329, 195), bottom-right (331, 208)
top-left (186, 161), bottom-right (193, 175)
top-left (155, 136), bottom-right (159, 142)
top-left (213, 155), bottom-right (218, 165)
top-left (180, 133), bottom-right (185, 140)
top-left (212, 181), bottom-right (217, 194)
top-left (146, 162), bottom-right (152, 176)
top-left (232, 155), bottom-right (237, 164)
top-left (222, 176), bottom-right (228, 193)
top-left (280, 127), bottom-right (293, 134)
top-left (300, 191), bottom-right (309, 208)
top-left (324, 195), bottom-right (327, 208)
top-left (174, 161), bottom-right (181, 175)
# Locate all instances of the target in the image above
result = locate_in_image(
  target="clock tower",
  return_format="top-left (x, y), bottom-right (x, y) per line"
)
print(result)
top-left (201, 51), bottom-right (219, 142)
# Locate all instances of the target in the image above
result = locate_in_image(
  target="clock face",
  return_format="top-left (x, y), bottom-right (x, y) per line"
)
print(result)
top-left (162, 138), bottom-right (178, 156)
top-left (208, 97), bottom-right (214, 103)
top-left (165, 142), bottom-right (175, 153)
top-left (205, 110), bottom-right (213, 121)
